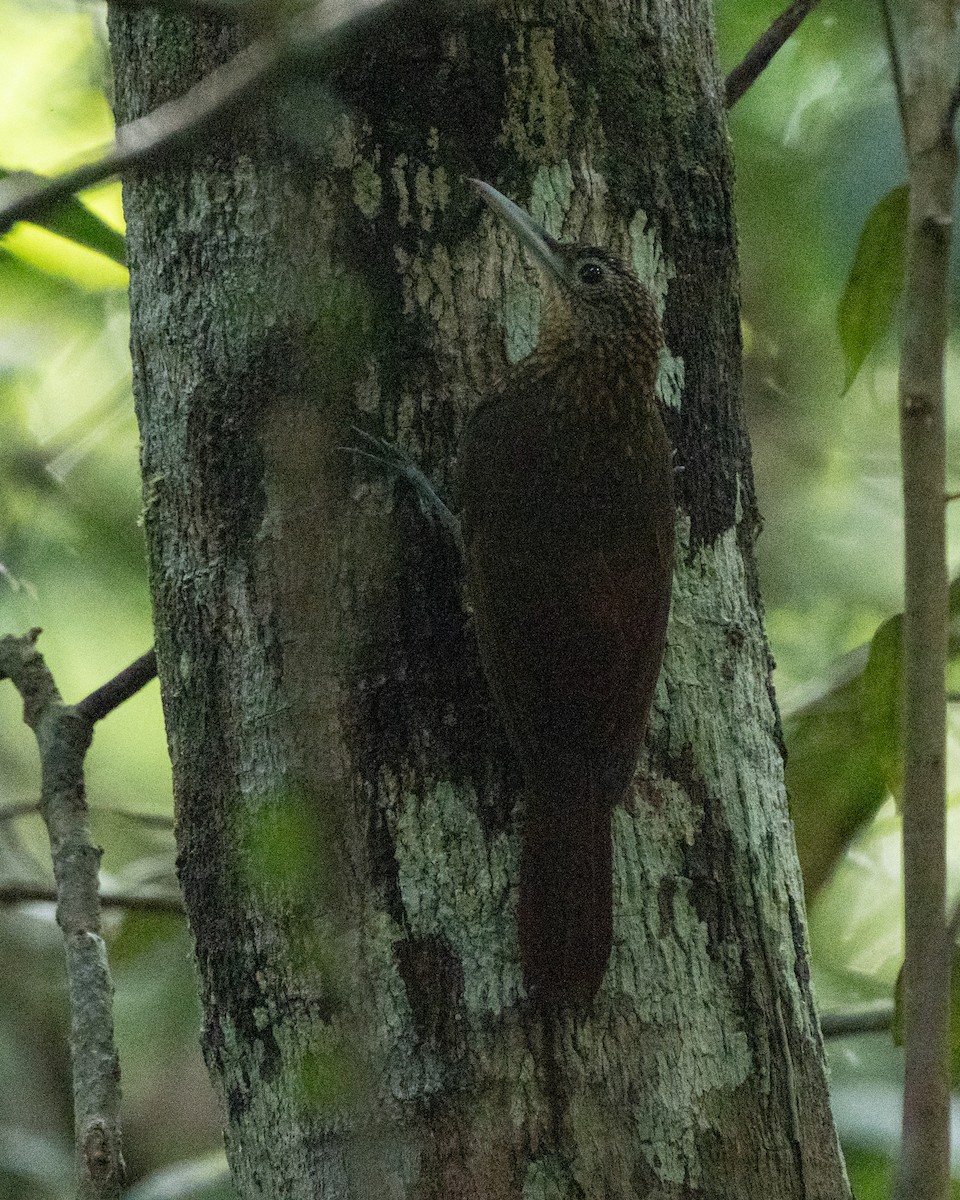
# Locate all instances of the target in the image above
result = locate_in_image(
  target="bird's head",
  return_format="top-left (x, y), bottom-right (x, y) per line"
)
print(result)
top-left (470, 179), bottom-right (662, 376)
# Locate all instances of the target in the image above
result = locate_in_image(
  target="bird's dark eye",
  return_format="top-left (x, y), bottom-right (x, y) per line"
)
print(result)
top-left (578, 261), bottom-right (604, 285)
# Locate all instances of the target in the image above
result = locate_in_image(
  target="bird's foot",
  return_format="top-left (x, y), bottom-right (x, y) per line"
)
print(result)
top-left (343, 426), bottom-right (463, 550)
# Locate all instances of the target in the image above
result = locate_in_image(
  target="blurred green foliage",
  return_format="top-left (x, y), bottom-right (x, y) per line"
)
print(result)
top-left (0, 0), bottom-right (959, 1196)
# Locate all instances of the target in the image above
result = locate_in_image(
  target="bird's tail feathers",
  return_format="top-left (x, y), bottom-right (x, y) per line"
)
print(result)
top-left (519, 752), bottom-right (632, 1007)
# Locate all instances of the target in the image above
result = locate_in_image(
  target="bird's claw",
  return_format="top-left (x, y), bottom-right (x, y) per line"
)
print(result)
top-left (345, 427), bottom-right (419, 473)
top-left (342, 426), bottom-right (463, 550)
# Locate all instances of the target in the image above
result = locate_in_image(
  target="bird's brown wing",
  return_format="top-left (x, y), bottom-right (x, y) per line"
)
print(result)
top-left (466, 525), bottom-right (670, 769)
top-left (459, 373), bottom-right (673, 772)
top-left (457, 376), bottom-right (673, 1006)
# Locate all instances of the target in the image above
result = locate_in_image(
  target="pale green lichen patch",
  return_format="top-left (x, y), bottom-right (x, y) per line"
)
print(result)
top-left (598, 503), bottom-right (813, 1179)
top-left (413, 164), bottom-right (451, 232)
top-left (394, 243), bottom-right (458, 332)
top-left (657, 350), bottom-right (685, 410)
top-left (611, 793), bottom-right (752, 1188)
top-left (391, 155), bottom-right (411, 228)
top-left (389, 157), bottom-right (450, 233)
top-left (330, 112), bottom-right (359, 171)
top-left (629, 209), bottom-right (685, 409)
top-left (394, 780), bottom-right (519, 1012)
top-left (503, 279), bottom-right (542, 364)
top-left (529, 162), bottom-right (573, 236)
top-left (629, 209), bottom-right (673, 310)
top-left (654, 515), bottom-right (790, 855)
top-left (657, 508), bottom-right (810, 974)
top-left (352, 160), bottom-right (382, 219)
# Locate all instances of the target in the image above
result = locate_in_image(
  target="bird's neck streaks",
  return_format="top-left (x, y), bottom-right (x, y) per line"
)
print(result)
top-left (505, 332), bottom-right (664, 437)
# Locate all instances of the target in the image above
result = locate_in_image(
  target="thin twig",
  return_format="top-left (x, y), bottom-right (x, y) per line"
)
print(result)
top-left (0, 801), bottom-right (172, 829)
top-left (725, 0), bottom-right (822, 109)
top-left (0, 802), bottom-right (40, 822)
top-left (95, 806), bottom-right (174, 830)
top-left (0, 882), bottom-right (183, 915)
top-left (77, 650), bottom-right (157, 723)
top-left (820, 1003), bottom-right (894, 1037)
top-left (0, 0), bottom-right (394, 235)
top-left (0, 631), bottom-right (125, 1198)
top-left (0, 37), bottom-right (278, 235)
top-left (892, 2), bottom-right (957, 1196)
top-left (878, 0), bottom-right (909, 147)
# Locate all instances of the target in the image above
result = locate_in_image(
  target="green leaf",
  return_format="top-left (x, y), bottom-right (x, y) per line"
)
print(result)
top-left (837, 184), bottom-right (909, 393)
top-left (786, 639), bottom-right (893, 899)
top-left (0, 167), bottom-right (125, 266)
top-left (786, 575), bottom-right (960, 898)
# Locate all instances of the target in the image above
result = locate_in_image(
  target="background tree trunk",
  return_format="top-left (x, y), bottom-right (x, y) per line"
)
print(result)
top-left (108, 2), bottom-right (852, 1196)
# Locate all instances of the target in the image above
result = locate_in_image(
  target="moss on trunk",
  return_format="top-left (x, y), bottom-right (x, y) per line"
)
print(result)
top-left (109, 2), bottom-right (850, 1196)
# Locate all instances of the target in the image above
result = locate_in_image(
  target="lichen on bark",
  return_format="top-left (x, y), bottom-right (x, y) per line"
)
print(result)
top-left (108, 1), bottom-right (851, 1196)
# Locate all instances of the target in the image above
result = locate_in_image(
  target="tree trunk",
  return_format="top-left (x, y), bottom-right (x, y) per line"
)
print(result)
top-left (108, 2), bottom-right (851, 1197)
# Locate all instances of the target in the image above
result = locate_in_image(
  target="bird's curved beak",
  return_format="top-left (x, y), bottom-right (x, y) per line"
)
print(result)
top-left (468, 179), bottom-right (569, 286)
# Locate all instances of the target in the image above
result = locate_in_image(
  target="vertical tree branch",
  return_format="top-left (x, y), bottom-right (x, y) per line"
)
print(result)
top-left (0, 632), bottom-right (125, 1200)
top-left (893, 4), bottom-right (957, 1198)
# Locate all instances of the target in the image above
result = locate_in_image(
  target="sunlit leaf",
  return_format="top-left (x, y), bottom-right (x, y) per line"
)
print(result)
top-left (837, 184), bottom-right (908, 393)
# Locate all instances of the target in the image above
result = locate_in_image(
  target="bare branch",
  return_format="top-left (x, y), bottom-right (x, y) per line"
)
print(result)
top-left (893, 2), bottom-right (957, 1197)
top-left (0, 632), bottom-right (125, 1198)
top-left (725, 0), bottom-right (822, 109)
top-left (0, 802), bottom-right (40, 822)
top-left (0, 0), bottom-right (394, 235)
top-left (95, 805), bottom-right (174, 830)
top-left (0, 881), bottom-right (183, 915)
top-left (819, 1003), bottom-right (894, 1037)
top-left (878, 0), bottom-right (909, 146)
top-left (77, 650), bottom-right (157, 723)
top-left (0, 37), bottom-right (278, 235)
top-left (0, 800), bottom-right (173, 829)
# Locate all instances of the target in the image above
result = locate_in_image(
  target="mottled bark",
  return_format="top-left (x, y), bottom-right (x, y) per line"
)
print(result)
top-left (0, 633), bottom-right (124, 1200)
top-left (109, 2), bottom-right (850, 1197)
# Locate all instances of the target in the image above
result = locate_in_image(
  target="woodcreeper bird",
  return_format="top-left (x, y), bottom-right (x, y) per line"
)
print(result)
top-left (458, 181), bottom-right (675, 1006)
